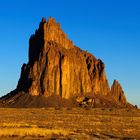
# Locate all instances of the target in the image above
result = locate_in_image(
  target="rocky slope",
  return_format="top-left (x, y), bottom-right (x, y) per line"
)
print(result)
top-left (0, 17), bottom-right (131, 108)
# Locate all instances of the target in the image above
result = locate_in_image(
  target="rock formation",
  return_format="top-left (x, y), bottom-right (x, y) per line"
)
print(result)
top-left (111, 80), bottom-right (127, 106)
top-left (17, 17), bottom-right (110, 99)
top-left (0, 17), bottom-right (131, 108)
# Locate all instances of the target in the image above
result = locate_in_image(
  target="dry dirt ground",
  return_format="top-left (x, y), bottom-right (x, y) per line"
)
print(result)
top-left (0, 108), bottom-right (140, 140)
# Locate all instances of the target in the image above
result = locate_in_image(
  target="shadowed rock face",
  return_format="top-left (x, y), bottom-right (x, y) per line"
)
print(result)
top-left (17, 17), bottom-right (110, 99)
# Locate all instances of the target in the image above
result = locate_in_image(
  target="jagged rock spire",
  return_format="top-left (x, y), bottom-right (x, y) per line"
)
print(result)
top-left (29, 17), bottom-right (74, 64)
top-left (1, 17), bottom-right (131, 108)
top-left (111, 80), bottom-right (127, 106)
top-left (17, 17), bottom-right (111, 99)
top-left (41, 17), bottom-right (73, 49)
top-left (0, 17), bottom-right (132, 108)
top-left (42, 17), bottom-right (47, 23)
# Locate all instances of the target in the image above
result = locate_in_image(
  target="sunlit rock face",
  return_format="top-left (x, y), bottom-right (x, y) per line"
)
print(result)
top-left (17, 17), bottom-right (111, 99)
top-left (111, 80), bottom-right (127, 106)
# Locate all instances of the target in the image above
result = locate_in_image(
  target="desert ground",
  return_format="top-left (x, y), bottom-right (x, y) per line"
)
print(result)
top-left (0, 108), bottom-right (140, 140)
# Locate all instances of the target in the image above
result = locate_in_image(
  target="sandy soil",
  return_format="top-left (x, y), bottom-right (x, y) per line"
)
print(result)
top-left (0, 108), bottom-right (140, 140)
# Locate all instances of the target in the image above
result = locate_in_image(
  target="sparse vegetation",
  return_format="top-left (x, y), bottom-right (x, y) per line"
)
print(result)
top-left (0, 128), bottom-right (70, 137)
top-left (0, 108), bottom-right (140, 139)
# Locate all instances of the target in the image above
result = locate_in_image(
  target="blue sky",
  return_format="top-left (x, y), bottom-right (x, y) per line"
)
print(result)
top-left (0, 0), bottom-right (140, 106)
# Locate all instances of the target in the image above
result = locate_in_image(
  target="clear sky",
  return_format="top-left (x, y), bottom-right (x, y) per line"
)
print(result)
top-left (0, 0), bottom-right (139, 106)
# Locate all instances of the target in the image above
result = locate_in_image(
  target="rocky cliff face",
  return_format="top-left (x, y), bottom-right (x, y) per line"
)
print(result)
top-left (17, 17), bottom-right (110, 99)
top-left (1, 17), bottom-right (130, 108)
top-left (111, 80), bottom-right (127, 106)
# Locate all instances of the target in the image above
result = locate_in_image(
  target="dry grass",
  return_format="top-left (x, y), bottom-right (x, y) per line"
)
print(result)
top-left (0, 128), bottom-right (70, 137)
top-left (0, 108), bottom-right (140, 139)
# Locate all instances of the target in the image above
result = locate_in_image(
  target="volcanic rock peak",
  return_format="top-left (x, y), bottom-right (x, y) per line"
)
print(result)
top-left (111, 80), bottom-right (127, 106)
top-left (28, 17), bottom-right (74, 65)
top-left (0, 17), bottom-right (131, 108)
top-left (18, 17), bottom-right (111, 99)
top-left (40, 17), bottom-right (74, 49)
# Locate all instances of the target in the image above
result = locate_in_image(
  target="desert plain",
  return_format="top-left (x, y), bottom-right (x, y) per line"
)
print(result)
top-left (0, 108), bottom-right (140, 140)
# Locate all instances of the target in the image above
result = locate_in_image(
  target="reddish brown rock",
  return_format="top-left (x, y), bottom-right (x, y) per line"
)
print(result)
top-left (0, 17), bottom-right (132, 108)
top-left (111, 80), bottom-right (127, 106)
top-left (17, 17), bottom-right (110, 99)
